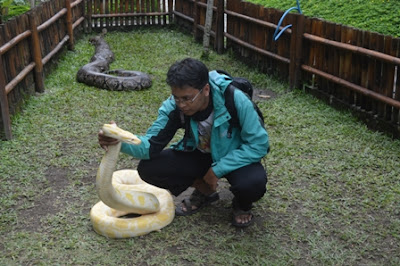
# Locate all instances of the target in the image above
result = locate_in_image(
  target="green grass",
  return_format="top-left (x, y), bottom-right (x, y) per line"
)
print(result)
top-left (0, 27), bottom-right (400, 265)
top-left (248, 0), bottom-right (400, 37)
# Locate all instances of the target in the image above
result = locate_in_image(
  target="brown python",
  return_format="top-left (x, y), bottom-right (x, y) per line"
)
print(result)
top-left (76, 32), bottom-right (152, 91)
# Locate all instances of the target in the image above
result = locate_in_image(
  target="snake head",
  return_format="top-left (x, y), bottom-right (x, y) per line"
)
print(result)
top-left (102, 124), bottom-right (141, 145)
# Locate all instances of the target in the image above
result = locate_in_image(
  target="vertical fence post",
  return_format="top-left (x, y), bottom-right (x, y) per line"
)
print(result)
top-left (193, 0), bottom-right (199, 40)
top-left (289, 13), bottom-right (305, 89)
top-left (87, 0), bottom-right (92, 33)
top-left (168, 0), bottom-right (173, 24)
top-left (0, 55), bottom-right (12, 140)
top-left (65, 0), bottom-right (74, 50)
top-left (215, 0), bottom-right (224, 53)
top-left (28, 11), bottom-right (45, 93)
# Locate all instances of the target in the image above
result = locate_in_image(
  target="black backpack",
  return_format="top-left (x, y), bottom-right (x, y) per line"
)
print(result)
top-left (216, 70), bottom-right (265, 138)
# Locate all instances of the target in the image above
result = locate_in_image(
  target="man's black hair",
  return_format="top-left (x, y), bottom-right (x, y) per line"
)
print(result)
top-left (166, 58), bottom-right (209, 90)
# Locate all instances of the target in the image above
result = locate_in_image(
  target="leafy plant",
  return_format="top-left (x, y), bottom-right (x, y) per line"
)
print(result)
top-left (0, 0), bottom-right (30, 22)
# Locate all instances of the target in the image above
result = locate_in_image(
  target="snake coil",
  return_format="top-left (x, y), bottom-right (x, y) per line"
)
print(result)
top-left (90, 124), bottom-right (175, 238)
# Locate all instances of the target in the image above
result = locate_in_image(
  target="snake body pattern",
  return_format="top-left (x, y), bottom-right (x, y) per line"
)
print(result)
top-left (76, 32), bottom-right (152, 91)
top-left (90, 124), bottom-right (175, 238)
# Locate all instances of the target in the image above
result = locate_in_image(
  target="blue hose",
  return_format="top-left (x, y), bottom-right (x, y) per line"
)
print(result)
top-left (273, 0), bottom-right (302, 41)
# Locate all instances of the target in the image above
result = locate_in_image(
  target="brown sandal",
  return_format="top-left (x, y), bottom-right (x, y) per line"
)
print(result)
top-left (175, 190), bottom-right (219, 216)
top-left (232, 208), bottom-right (254, 227)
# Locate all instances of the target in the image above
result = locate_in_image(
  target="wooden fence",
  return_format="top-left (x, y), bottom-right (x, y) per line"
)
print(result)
top-left (0, 0), bottom-right (85, 139)
top-left (174, 0), bottom-right (400, 138)
top-left (87, 0), bottom-right (173, 31)
top-left (1, 0), bottom-right (400, 139)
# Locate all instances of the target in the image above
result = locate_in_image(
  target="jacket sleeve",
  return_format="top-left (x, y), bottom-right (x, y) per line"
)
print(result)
top-left (212, 90), bottom-right (269, 178)
top-left (120, 98), bottom-right (182, 159)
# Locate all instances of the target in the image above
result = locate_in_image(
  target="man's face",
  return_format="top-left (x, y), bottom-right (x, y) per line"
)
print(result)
top-left (171, 84), bottom-right (210, 116)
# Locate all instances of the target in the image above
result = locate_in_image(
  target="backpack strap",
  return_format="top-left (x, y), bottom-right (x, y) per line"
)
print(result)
top-left (224, 84), bottom-right (239, 138)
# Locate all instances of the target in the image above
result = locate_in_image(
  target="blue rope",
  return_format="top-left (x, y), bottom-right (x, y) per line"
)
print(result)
top-left (273, 0), bottom-right (302, 41)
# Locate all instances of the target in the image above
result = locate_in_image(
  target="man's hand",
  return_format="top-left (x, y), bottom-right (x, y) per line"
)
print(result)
top-left (203, 168), bottom-right (218, 191)
top-left (98, 121), bottom-right (120, 151)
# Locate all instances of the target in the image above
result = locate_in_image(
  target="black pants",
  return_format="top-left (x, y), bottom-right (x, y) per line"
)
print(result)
top-left (137, 148), bottom-right (267, 210)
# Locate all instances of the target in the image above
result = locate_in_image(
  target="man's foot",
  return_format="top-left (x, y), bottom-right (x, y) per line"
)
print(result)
top-left (232, 209), bottom-right (254, 227)
top-left (175, 190), bottom-right (219, 216)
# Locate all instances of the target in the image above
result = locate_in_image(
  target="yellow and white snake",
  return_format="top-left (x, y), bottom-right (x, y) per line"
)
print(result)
top-left (90, 124), bottom-right (175, 238)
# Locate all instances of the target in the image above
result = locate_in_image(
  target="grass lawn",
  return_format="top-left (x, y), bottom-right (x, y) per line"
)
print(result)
top-left (0, 27), bottom-right (400, 265)
top-left (249, 0), bottom-right (400, 37)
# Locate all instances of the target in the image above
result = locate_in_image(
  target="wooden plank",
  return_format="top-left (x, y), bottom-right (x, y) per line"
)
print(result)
top-left (0, 54), bottom-right (12, 139)
top-left (358, 30), bottom-right (371, 111)
top-left (136, 0), bottom-right (141, 25)
top-left (304, 17), bottom-right (317, 87)
top-left (168, 0), bottom-right (173, 24)
top-left (21, 14), bottom-right (34, 90)
top-left (374, 33), bottom-right (385, 117)
top-left (105, 0), bottom-right (110, 27)
top-left (323, 21), bottom-right (336, 96)
top-left (226, 0), bottom-right (238, 51)
top-left (0, 24), bottom-right (12, 139)
top-left (248, 3), bottom-right (258, 65)
top-left (289, 13), bottom-right (304, 89)
top-left (3, 21), bottom-right (17, 91)
top-left (349, 27), bottom-right (361, 106)
top-left (122, 0), bottom-right (127, 26)
top-left (382, 35), bottom-right (395, 121)
top-left (394, 38), bottom-right (400, 124)
top-left (151, 0), bottom-right (156, 25)
top-left (329, 22), bottom-right (341, 100)
top-left (264, 7), bottom-right (273, 73)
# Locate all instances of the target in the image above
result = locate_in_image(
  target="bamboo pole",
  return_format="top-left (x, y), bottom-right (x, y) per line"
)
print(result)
top-left (302, 64), bottom-right (400, 109)
top-left (28, 12), bottom-right (45, 93)
top-left (65, 0), bottom-right (74, 50)
top-left (303, 33), bottom-right (400, 66)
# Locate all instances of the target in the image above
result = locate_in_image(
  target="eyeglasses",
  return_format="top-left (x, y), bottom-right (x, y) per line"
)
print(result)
top-left (171, 88), bottom-right (203, 105)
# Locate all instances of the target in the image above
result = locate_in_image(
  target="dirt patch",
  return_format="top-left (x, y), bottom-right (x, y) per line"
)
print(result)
top-left (17, 166), bottom-right (71, 232)
top-left (253, 87), bottom-right (279, 102)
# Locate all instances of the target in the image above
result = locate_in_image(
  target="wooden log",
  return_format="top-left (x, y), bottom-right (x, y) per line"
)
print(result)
top-left (66, 0), bottom-right (75, 50)
top-left (302, 65), bottom-right (400, 110)
top-left (29, 11), bottom-right (45, 93)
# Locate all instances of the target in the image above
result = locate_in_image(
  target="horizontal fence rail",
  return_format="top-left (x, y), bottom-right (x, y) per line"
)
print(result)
top-left (1, 0), bottom-right (400, 139)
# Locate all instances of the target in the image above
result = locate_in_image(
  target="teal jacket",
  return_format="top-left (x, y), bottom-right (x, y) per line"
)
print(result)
top-left (121, 70), bottom-right (269, 178)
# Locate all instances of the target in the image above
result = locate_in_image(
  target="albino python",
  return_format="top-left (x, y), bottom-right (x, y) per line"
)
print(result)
top-left (90, 124), bottom-right (175, 238)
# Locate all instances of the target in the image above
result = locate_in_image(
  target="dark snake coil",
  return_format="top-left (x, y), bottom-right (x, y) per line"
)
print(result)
top-left (76, 34), bottom-right (152, 91)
